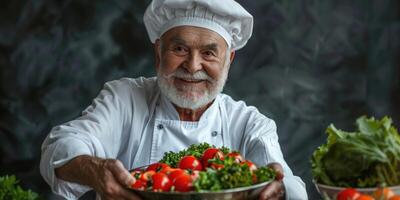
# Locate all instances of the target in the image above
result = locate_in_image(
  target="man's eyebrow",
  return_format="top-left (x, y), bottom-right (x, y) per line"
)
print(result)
top-left (201, 43), bottom-right (219, 51)
top-left (169, 37), bottom-right (219, 51)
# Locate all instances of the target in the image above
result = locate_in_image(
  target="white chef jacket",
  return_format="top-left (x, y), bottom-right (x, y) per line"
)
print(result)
top-left (40, 77), bottom-right (308, 200)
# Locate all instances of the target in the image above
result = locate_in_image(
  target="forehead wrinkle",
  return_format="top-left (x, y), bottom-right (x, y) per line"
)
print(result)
top-left (170, 36), bottom-right (220, 51)
top-left (170, 36), bottom-right (187, 45)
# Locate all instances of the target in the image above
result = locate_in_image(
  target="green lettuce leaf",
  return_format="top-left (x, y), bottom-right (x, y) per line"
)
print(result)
top-left (311, 116), bottom-right (400, 187)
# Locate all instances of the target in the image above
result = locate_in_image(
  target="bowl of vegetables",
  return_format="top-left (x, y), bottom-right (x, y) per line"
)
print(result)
top-left (129, 143), bottom-right (276, 200)
top-left (311, 116), bottom-right (400, 199)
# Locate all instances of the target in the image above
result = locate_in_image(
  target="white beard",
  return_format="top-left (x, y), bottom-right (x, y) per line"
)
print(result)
top-left (157, 66), bottom-right (228, 110)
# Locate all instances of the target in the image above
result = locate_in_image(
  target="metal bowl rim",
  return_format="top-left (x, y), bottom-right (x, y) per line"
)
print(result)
top-left (313, 179), bottom-right (400, 191)
top-left (130, 180), bottom-right (272, 195)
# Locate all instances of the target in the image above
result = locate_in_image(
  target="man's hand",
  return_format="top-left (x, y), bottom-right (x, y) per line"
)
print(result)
top-left (259, 162), bottom-right (285, 200)
top-left (55, 155), bottom-right (141, 200)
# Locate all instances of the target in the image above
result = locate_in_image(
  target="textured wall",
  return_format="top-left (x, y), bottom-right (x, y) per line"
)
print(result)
top-left (0, 0), bottom-right (399, 199)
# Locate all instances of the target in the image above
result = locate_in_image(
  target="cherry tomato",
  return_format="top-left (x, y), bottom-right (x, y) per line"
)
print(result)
top-left (389, 195), bottom-right (400, 200)
top-left (240, 160), bottom-right (257, 172)
top-left (189, 170), bottom-right (200, 181)
top-left (151, 172), bottom-right (172, 192)
top-left (210, 162), bottom-right (224, 170)
top-left (160, 166), bottom-right (176, 175)
top-left (131, 179), bottom-right (147, 190)
top-left (146, 163), bottom-right (169, 172)
top-left (252, 174), bottom-right (258, 183)
top-left (356, 194), bottom-right (375, 200)
top-left (178, 155), bottom-right (203, 170)
top-left (140, 170), bottom-right (156, 182)
top-left (226, 152), bottom-right (244, 163)
top-left (373, 188), bottom-right (395, 199)
top-left (201, 148), bottom-right (224, 167)
top-left (336, 188), bottom-right (361, 200)
top-left (173, 173), bottom-right (193, 192)
top-left (168, 169), bottom-right (187, 183)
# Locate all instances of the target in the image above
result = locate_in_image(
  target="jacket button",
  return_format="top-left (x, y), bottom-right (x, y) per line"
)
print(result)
top-left (157, 124), bottom-right (164, 130)
top-left (211, 131), bottom-right (218, 137)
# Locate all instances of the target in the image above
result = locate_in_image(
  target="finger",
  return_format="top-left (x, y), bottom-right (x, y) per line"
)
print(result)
top-left (108, 159), bottom-right (136, 188)
top-left (259, 181), bottom-right (283, 200)
top-left (102, 181), bottom-right (142, 200)
top-left (267, 162), bottom-right (284, 180)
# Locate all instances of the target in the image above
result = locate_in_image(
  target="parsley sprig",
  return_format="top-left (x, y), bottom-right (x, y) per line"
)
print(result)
top-left (0, 175), bottom-right (40, 200)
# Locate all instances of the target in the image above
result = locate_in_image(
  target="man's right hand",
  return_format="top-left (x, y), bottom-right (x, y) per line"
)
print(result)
top-left (55, 155), bottom-right (141, 200)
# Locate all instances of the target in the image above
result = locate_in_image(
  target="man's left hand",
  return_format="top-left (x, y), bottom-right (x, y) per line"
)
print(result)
top-left (259, 162), bottom-right (285, 200)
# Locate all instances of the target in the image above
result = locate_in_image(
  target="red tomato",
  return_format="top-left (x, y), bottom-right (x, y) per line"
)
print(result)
top-left (173, 173), bottom-right (193, 192)
top-left (168, 169), bottom-right (187, 183)
top-left (337, 188), bottom-right (361, 200)
top-left (140, 170), bottom-right (156, 182)
top-left (160, 166), bottom-right (177, 175)
top-left (389, 195), bottom-right (400, 200)
top-left (201, 148), bottom-right (224, 167)
top-left (131, 179), bottom-right (147, 190)
top-left (146, 163), bottom-right (169, 172)
top-left (252, 174), bottom-right (257, 183)
top-left (356, 194), bottom-right (375, 200)
top-left (189, 170), bottom-right (200, 181)
top-left (373, 188), bottom-right (395, 199)
top-left (226, 152), bottom-right (244, 163)
top-left (151, 172), bottom-right (172, 192)
top-left (241, 160), bottom-right (257, 172)
top-left (178, 155), bottom-right (203, 171)
top-left (210, 162), bottom-right (224, 170)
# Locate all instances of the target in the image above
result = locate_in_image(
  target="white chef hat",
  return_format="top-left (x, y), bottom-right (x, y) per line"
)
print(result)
top-left (143, 0), bottom-right (253, 50)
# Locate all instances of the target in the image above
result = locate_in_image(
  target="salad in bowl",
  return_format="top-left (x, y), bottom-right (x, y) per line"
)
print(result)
top-left (312, 116), bottom-right (400, 199)
top-left (129, 143), bottom-right (277, 200)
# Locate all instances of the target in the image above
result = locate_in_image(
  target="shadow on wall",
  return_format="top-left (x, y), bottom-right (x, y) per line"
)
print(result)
top-left (0, 0), bottom-right (399, 199)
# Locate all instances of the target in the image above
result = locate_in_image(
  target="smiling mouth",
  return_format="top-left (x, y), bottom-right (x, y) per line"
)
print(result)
top-left (176, 78), bottom-right (205, 83)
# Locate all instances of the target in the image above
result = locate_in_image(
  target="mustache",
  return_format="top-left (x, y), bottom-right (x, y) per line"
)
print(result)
top-left (163, 68), bottom-right (215, 83)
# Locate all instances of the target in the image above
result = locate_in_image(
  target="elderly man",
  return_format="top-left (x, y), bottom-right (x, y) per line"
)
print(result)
top-left (40, 0), bottom-right (307, 199)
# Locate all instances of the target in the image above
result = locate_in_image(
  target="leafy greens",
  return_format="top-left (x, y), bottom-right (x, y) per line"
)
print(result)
top-left (311, 116), bottom-right (400, 187)
top-left (159, 143), bottom-right (230, 168)
top-left (0, 175), bottom-right (40, 200)
top-left (159, 143), bottom-right (276, 191)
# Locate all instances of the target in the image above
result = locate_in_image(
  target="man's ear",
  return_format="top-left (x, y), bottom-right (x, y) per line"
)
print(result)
top-left (229, 50), bottom-right (235, 64)
top-left (154, 39), bottom-right (161, 71)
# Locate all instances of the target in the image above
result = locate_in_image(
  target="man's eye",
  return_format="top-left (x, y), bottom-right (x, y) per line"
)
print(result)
top-left (203, 51), bottom-right (216, 57)
top-left (173, 46), bottom-right (188, 55)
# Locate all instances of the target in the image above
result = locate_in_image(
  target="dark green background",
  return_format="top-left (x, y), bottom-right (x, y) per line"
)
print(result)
top-left (0, 0), bottom-right (399, 199)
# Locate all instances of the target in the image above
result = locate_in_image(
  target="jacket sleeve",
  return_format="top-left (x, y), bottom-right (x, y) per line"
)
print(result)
top-left (242, 118), bottom-right (308, 200)
top-left (40, 81), bottom-right (126, 199)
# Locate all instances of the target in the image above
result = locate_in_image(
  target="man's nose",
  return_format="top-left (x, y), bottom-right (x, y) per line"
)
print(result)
top-left (184, 52), bottom-right (202, 73)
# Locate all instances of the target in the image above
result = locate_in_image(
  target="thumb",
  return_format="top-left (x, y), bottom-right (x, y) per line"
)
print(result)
top-left (267, 162), bottom-right (284, 181)
top-left (110, 160), bottom-right (136, 188)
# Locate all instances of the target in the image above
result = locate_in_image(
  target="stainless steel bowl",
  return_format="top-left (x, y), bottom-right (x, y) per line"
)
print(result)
top-left (314, 180), bottom-right (400, 199)
top-left (130, 180), bottom-right (271, 200)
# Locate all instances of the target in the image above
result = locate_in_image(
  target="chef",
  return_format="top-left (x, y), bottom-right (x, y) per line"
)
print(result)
top-left (40, 0), bottom-right (308, 199)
